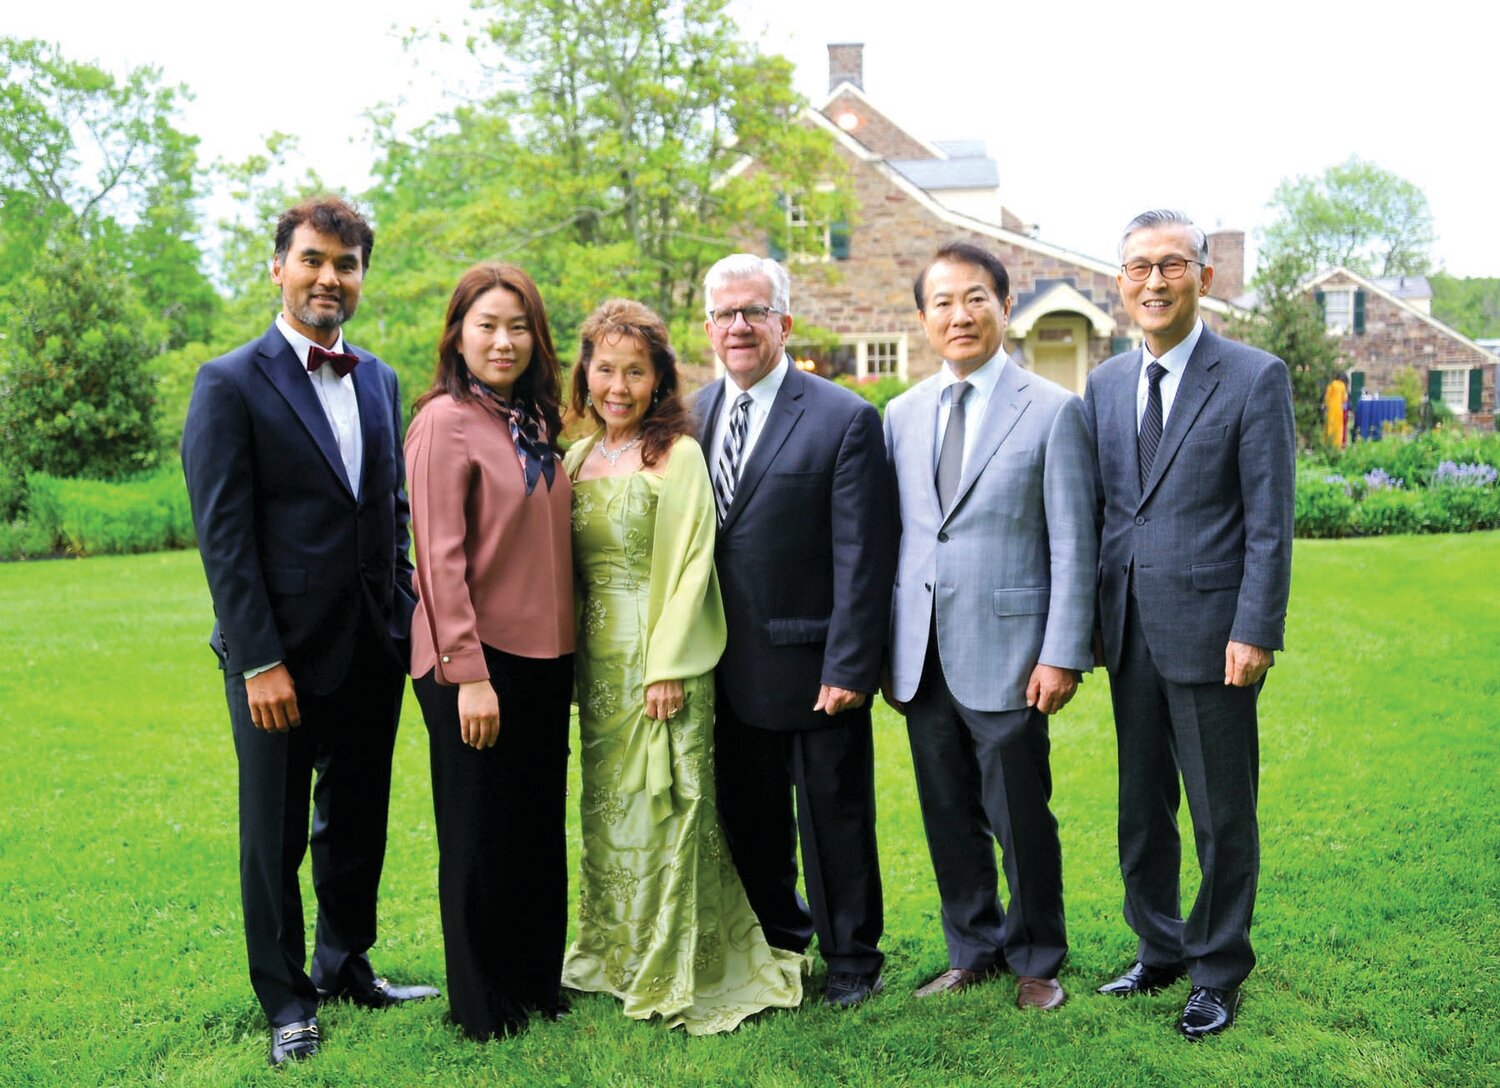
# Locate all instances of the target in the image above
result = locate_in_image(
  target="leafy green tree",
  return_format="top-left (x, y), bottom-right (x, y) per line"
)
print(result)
top-left (1231, 255), bottom-right (1347, 449)
top-left (1430, 275), bottom-right (1500, 340)
top-left (1261, 156), bottom-right (1434, 278)
top-left (0, 227), bottom-right (161, 479)
top-left (364, 0), bottom-right (848, 386)
top-left (0, 37), bottom-right (218, 350)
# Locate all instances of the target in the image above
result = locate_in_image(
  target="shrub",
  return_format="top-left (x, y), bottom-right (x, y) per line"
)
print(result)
top-left (1351, 487), bottom-right (1425, 536)
top-left (0, 518), bottom-right (57, 561)
top-left (1419, 483), bottom-right (1500, 533)
top-left (25, 467), bottom-right (194, 557)
top-left (834, 375), bottom-right (911, 415)
top-left (1294, 470), bottom-right (1356, 538)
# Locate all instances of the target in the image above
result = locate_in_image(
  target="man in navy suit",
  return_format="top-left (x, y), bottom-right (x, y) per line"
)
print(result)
top-left (182, 197), bottom-right (435, 1066)
top-left (694, 254), bottom-right (896, 1008)
top-left (1084, 210), bottom-right (1295, 1039)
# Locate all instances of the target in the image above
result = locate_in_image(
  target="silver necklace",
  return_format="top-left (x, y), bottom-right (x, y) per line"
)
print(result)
top-left (596, 433), bottom-right (643, 465)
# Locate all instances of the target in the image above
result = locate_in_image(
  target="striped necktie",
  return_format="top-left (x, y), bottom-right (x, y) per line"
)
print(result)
top-left (1138, 361), bottom-right (1166, 489)
top-left (714, 393), bottom-right (752, 524)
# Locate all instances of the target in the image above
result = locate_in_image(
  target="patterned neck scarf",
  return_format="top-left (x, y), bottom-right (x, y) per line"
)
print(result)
top-left (468, 379), bottom-right (557, 495)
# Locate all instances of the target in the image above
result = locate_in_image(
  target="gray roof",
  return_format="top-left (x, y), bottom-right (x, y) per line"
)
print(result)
top-left (890, 156), bottom-right (999, 191)
top-left (932, 140), bottom-right (989, 159)
top-left (1370, 275), bottom-right (1433, 300)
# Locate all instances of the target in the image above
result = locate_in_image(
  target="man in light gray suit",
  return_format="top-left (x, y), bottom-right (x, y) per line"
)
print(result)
top-left (1084, 210), bottom-right (1294, 1039)
top-left (884, 242), bottom-right (1096, 1011)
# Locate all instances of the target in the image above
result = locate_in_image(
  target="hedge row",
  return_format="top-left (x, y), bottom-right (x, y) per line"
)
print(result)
top-left (0, 467), bottom-right (194, 560)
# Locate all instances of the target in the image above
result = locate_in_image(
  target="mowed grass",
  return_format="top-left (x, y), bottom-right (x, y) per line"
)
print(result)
top-left (0, 534), bottom-right (1496, 1087)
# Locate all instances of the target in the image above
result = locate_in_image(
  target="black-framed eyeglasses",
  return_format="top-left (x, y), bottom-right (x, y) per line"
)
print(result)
top-left (1120, 257), bottom-right (1202, 282)
top-left (709, 305), bottom-right (780, 329)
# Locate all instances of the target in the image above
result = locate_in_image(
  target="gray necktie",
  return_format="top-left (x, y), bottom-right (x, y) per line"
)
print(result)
top-left (1138, 361), bottom-right (1166, 489)
top-left (936, 380), bottom-right (971, 514)
top-left (714, 393), bottom-right (752, 525)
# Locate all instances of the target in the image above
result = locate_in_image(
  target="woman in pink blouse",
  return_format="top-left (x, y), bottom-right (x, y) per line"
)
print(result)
top-left (405, 262), bottom-right (573, 1039)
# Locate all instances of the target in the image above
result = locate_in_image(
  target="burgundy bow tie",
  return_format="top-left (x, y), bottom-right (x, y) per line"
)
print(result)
top-left (307, 344), bottom-right (359, 379)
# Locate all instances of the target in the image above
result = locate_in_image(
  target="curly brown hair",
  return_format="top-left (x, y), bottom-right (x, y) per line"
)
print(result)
top-left (570, 299), bottom-right (692, 468)
top-left (413, 262), bottom-right (564, 449)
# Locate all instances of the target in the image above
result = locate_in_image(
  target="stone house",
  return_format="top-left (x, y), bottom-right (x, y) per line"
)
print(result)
top-left (735, 43), bottom-right (1238, 394)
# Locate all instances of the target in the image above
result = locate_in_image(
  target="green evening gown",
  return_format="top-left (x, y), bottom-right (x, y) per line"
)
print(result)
top-left (561, 435), bottom-right (804, 1035)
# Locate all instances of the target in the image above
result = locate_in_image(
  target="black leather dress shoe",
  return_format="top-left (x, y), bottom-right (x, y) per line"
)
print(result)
top-left (268, 1018), bottom-right (319, 1066)
top-left (318, 977), bottom-right (440, 1009)
top-left (822, 971), bottom-right (885, 1009)
top-left (1178, 985), bottom-right (1241, 1039)
top-left (1096, 960), bottom-right (1188, 996)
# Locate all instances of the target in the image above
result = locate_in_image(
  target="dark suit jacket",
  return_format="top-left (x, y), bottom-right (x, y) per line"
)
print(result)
top-left (694, 364), bottom-right (896, 732)
top-left (182, 323), bottom-right (415, 696)
top-left (1083, 326), bottom-right (1295, 686)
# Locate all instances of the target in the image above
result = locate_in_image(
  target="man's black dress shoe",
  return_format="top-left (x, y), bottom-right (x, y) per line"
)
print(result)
top-left (268, 1018), bottom-right (319, 1066)
top-left (1096, 960), bottom-right (1188, 996)
top-left (822, 972), bottom-right (885, 1009)
top-left (318, 977), bottom-right (440, 1009)
top-left (1178, 985), bottom-right (1241, 1039)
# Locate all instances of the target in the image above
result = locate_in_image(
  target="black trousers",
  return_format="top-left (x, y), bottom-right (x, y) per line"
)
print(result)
top-left (905, 638), bottom-right (1067, 979)
top-left (414, 645), bottom-right (572, 1039)
top-left (1111, 592), bottom-right (1261, 990)
top-left (226, 626), bottom-right (404, 1027)
top-left (713, 691), bottom-right (884, 977)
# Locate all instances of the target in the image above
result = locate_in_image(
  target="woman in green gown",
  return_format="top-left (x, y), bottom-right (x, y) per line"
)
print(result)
top-left (561, 299), bottom-right (803, 1035)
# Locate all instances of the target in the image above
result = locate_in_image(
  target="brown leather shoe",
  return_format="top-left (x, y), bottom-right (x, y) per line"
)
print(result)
top-left (914, 964), bottom-right (1003, 998)
top-left (1016, 975), bottom-right (1067, 1010)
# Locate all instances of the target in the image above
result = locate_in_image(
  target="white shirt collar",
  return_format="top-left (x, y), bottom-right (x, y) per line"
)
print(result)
top-left (937, 351), bottom-right (1004, 402)
top-left (276, 314), bottom-right (348, 370)
top-left (728, 354), bottom-right (789, 409)
top-left (1144, 317), bottom-right (1204, 376)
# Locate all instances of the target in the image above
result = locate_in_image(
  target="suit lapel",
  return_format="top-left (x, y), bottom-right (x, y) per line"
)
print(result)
top-left (718, 365), bottom-right (804, 535)
top-left (351, 351), bottom-right (383, 503)
top-left (906, 377), bottom-right (945, 524)
top-left (944, 359), bottom-right (1029, 523)
top-left (255, 325), bottom-right (355, 499)
top-left (1140, 332), bottom-right (1221, 506)
top-left (696, 377), bottom-right (725, 450)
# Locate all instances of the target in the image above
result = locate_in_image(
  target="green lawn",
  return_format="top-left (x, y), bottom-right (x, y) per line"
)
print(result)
top-left (0, 535), bottom-right (1496, 1087)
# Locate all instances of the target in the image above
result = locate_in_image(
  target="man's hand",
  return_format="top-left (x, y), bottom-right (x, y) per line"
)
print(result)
top-left (246, 664), bottom-right (300, 732)
top-left (1025, 664), bottom-right (1079, 715)
top-left (1224, 641), bottom-right (1272, 687)
top-left (814, 685), bottom-right (868, 716)
top-left (458, 680), bottom-right (500, 749)
top-left (645, 679), bottom-right (686, 722)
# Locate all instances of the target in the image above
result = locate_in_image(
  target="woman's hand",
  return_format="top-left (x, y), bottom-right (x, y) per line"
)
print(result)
top-left (645, 679), bottom-right (685, 722)
top-left (458, 679), bottom-right (500, 749)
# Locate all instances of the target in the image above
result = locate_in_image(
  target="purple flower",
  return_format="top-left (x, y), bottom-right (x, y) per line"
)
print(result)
top-left (1363, 468), bottom-right (1404, 491)
top-left (1433, 460), bottom-right (1498, 487)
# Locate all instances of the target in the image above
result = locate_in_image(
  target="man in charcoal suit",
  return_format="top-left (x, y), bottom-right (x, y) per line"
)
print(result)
top-left (694, 253), bottom-right (897, 1008)
top-left (1085, 209), bottom-right (1295, 1038)
top-left (182, 196), bottom-right (435, 1066)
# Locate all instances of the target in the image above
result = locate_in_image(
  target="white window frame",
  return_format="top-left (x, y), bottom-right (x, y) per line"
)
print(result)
top-left (789, 334), bottom-right (909, 382)
top-left (785, 183), bottom-right (837, 263)
top-left (1438, 366), bottom-right (1470, 415)
top-left (1323, 287), bottom-right (1356, 335)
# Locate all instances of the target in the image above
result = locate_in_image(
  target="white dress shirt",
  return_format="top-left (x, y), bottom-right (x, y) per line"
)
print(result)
top-left (932, 351), bottom-right (1005, 473)
top-left (276, 314), bottom-right (363, 499)
top-left (1135, 317), bottom-right (1204, 431)
top-left (710, 355), bottom-right (790, 485)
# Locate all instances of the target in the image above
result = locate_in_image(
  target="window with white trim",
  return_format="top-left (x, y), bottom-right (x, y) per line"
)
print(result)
top-left (1323, 287), bottom-right (1355, 334)
top-left (790, 335), bottom-right (908, 381)
top-left (1439, 368), bottom-right (1470, 414)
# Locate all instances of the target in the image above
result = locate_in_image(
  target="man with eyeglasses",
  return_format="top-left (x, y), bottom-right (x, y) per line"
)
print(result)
top-left (1083, 210), bottom-right (1295, 1038)
top-left (693, 253), bottom-right (896, 1009)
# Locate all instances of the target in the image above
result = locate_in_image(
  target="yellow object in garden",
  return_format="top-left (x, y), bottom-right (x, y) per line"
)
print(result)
top-left (1324, 378), bottom-right (1348, 447)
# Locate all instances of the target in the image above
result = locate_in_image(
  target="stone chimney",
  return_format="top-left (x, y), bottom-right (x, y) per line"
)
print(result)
top-left (1206, 229), bottom-right (1245, 301)
top-left (828, 42), bottom-right (864, 93)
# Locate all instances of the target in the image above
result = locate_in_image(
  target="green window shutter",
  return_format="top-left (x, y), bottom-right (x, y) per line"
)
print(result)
top-left (768, 235), bottom-right (786, 261)
top-left (1350, 370), bottom-right (1365, 400)
top-left (1110, 336), bottom-right (1132, 356)
top-left (1353, 289), bottom-right (1367, 335)
top-left (1469, 366), bottom-right (1484, 412)
top-left (1427, 368), bottom-right (1444, 404)
top-left (830, 217), bottom-right (850, 260)
top-left (1314, 290), bottom-right (1326, 319)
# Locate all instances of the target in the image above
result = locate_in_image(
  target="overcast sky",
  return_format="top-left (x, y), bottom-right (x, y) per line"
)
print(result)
top-left (11, 0), bottom-right (1496, 276)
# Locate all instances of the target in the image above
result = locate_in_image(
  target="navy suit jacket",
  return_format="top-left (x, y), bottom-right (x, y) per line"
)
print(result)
top-left (1083, 326), bottom-right (1295, 685)
top-left (694, 365), bottom-right (896, 731)
top-left (182, 323), bottom-right (415, 696)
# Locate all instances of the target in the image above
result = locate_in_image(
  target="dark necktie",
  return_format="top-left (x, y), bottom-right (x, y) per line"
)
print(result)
top-left (714, 393), bottom-right (752, 525)
top-left (307, 344), bottom-right (359, 379)
top-left (936, 380), bottom-right (971, 514)
top-left (1138, 361), bottom-right (1166, 489)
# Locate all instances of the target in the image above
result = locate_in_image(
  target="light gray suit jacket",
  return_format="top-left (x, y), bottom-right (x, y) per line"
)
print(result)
top-left (885, 358), bottom-right (1097, 712)
top-left (1083, 327), bottom-right (1295, 686)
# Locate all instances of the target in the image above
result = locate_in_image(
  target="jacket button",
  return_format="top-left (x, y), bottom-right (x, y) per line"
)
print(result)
top-left (924, 582), bottom-right (932, 591)
top-left (1134, 516), bottom-right (1145, 526)
top-left (441, 655), bottom-right (451, 664)
top-left (938, 531), bottom-right (949, 543)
